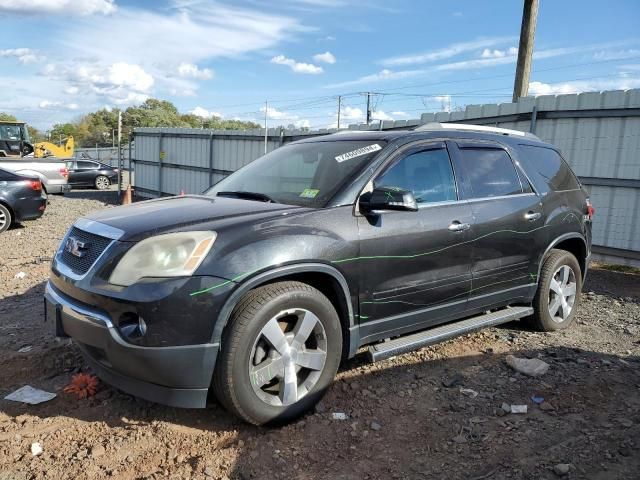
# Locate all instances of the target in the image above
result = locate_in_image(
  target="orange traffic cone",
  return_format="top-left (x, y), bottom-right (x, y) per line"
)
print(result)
top-left (121, 185), bottom-right (132, 205)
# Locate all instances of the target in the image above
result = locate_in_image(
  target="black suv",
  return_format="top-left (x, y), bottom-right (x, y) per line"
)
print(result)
top-left (45, 124), bottom-right (593, 425)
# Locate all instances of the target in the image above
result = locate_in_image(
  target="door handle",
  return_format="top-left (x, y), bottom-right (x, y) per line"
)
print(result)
top-left (525, 212), bottom-right (542, 221)
top-left (448, 221), bottom-right (471, 232)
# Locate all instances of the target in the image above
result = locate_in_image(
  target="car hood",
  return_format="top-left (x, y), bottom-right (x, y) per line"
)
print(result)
top-left (83, 195), bottom-right (306, 241)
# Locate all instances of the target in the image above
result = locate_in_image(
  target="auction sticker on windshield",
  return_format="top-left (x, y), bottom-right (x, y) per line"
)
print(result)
top-left (299, 188), bottom-right (320, 198)
top-left (335, 144), bottom-right (382, 163)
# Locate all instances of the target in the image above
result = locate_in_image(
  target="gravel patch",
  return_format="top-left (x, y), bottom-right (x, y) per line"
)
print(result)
top-left (0, 195), bottom-right (638, 480)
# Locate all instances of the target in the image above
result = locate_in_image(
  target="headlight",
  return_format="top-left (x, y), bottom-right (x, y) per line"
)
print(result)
top-left (109, 231), bottom-right (217, 286)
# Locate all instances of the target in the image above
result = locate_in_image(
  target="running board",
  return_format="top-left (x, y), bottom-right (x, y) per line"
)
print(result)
top-left (368, 306), bottom-right (533, 362)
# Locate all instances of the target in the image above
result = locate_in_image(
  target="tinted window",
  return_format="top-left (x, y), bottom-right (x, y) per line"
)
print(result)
top-left (376, 148), bottom-right (456, 204)
top-left (458, 148), bottom-right (522, 198)
top-left (77, 161), bottom-right (98, 169)
top-left (0, 167), bottom-right (18, 181)
top-left (518, 145), bottom-right (580, 192)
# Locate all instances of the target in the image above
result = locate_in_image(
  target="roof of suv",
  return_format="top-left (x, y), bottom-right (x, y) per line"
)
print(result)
top-left (294, 123), bottom-right (552, 148)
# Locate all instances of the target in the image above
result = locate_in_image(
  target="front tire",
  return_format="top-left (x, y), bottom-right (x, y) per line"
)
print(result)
top-left (95, 175), bottom-right (110, 190)
top-left (0, 204), bottom-right (12, 233)
top-left (213, 281), bottom-right (342, 425)
top-left (531, 249), bottom-right (582, 331)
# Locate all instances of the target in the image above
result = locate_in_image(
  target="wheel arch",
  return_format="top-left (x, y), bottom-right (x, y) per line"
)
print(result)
top-left (212, 263), bottom-right (359, 359)
top-left (0, 198), bottom-right (15, 220)
top-left (538, 233), bottom-right (588, 281)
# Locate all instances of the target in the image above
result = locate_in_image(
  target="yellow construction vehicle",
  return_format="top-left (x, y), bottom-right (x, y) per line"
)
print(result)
top-left (0, 120), bottom-right (74, 158)
top-left (33, 136), bottom-right (74, 158)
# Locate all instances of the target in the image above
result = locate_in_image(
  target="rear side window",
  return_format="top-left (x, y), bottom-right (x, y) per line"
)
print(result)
top-left (77, 161), bottom-right (98, 169)
top-left (457, 148), bottom-right (523, 198)
top-left (517, 145), bottom-right (580, 192)
top-left (0, 168), bottom-right (17, 181)
top-left (376, 148), bottom-right (457, 204)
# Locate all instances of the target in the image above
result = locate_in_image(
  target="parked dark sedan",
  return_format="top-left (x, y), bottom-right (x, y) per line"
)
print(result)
top-left (0, 167), bottom-right (47, 233)
top-left (66, 160), bottom-right (119, 190)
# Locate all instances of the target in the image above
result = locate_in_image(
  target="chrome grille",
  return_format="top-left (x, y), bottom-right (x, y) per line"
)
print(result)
top-left (59, 227), bottom-right (112, 276)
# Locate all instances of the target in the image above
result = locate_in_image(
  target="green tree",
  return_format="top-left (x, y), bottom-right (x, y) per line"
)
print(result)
top-left (0, 112), bottom-right (18, 121)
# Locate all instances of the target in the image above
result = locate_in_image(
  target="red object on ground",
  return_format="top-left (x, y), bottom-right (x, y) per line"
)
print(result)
top-left (63, 373), bottom-right (99, 399)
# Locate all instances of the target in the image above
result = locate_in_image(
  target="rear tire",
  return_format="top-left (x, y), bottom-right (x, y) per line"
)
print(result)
top-left (0, 204), bottom-right (12, 233)
top-left (531, 249), bottom-right (582, 331)
top-left (95, 175), bottom-right (110, 190)
top-left (213, 281), bottom-right (342, 425)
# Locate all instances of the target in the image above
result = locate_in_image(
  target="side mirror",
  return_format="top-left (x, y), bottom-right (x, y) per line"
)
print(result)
top-left (359, 186), bottom-right (418, 213)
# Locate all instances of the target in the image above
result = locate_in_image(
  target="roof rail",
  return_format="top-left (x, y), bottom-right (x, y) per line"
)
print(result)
top-left (414, 122), bottom-right (540, 140)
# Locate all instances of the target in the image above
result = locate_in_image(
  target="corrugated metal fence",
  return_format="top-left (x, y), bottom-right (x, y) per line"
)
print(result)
top-left (131, 88), bottom-right (640, 263)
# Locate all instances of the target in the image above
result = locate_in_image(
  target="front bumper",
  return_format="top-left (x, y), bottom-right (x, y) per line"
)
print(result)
top-left (44, 282), bottom-right (218, 408)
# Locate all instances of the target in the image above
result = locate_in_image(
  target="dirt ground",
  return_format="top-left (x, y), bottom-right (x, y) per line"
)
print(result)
top-left (1, 193), bottom-right (639, 480)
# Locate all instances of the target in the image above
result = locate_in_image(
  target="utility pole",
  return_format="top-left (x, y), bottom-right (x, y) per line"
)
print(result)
top-left (365, 92), bottom-right (372, 124)
top-left (337, 95), bottom-right (342, 129)
top-left (264, 100), bottom-right (268, 155)
top-left (117, 110), bottom-right (122, 203)
top-left (512, 0), bottom-right (539, 102)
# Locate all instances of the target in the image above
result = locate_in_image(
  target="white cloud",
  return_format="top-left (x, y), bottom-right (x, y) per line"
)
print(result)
top-left (381, 37), bottom-right (516, 66)
top-left (177, 62), bottom-right (214, 80)
top-left (38, 100), bottom-right (79, 110)
top-left (431, 95), bottom-right (452, 112)
top-left (480, 47), bottom-right (518, 59)
top-left (271, 55), bottom-right (323, 74)
top-left (371, 110), bottom-right (394, 121)
top-left (342, 106), bottom-right (364, 121)
top-left (528, 76), bottom-right (640, 96)
top-left (324, 68), bottom-right (423, 89)
top-left (294, 119), bottom-right (311, 128)
top-left (313, 51), bottom-right (336, 64)
top-left (190, 106), bottom-right (222, 118)
top-left (260, 105), bottom-right (300, 120)
top-left (105, 62), bottom-right (154, 92)
top-left (43, 61), bottom-right (154, 106)
top-left (0, 48), bottom-right (43, 64)
top-left (593, 49), bottom-right (640, 61)
top-left (62, 3), bottom-right (303, 66)
top-left (390, 111), bottom-right (409, 117)
top-left (0, 0), bottom-right (116, 15)
top-left (64, 86), bottom-right (79, 95)
top-left (438, 42), bottom-right (640, 72)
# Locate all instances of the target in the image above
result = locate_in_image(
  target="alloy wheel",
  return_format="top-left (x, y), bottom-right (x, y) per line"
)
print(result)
top-left (0, 209), bottom-right (6, 230)
top-left (548, 265), bottom-right (577, 322)
top-left (96, 176), bottom-right (110, 190)
top-left (249, 308), bottom-right (328, 407)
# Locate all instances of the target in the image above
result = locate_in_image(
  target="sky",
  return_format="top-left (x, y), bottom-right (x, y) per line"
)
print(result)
top-left (1, 0), bottom-right (640, 131)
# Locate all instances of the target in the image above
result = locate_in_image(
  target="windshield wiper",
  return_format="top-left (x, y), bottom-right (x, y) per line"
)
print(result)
top-left (216, 191), bottom-right (276, 203)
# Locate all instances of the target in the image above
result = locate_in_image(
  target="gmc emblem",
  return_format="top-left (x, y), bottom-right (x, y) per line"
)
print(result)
top-left (65, 237), bottom-right (90, 258)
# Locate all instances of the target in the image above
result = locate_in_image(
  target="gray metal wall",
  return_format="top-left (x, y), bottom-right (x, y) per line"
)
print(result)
top-left (131, 88), bottom-right (640, 263)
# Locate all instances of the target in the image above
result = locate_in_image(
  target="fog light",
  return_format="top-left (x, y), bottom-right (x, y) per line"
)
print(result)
top-left (118, 312), bottom-right (147, 339)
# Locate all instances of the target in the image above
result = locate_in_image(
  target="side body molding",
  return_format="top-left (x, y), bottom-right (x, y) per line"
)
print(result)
top-left (211, 263), bottom-right (360, 358)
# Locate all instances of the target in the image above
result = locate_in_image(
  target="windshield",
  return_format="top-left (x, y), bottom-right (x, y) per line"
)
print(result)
top-left (0, 125), bottom-right (24, 141)
top-left (205, 140), bottom-right (387, 207)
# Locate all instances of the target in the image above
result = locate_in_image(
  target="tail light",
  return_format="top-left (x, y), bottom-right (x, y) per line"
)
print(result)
top-left (28, 179), bottom-right (42, 191)
top-left (59, 167), bottom-right (69, 178)
top-left (586, 198), bottom-right (595, 220)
